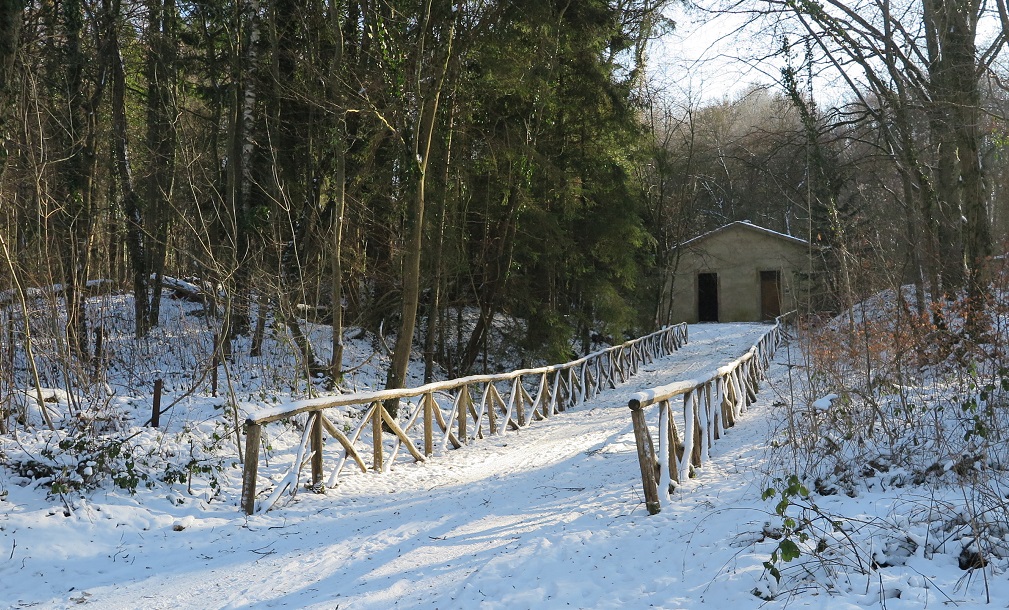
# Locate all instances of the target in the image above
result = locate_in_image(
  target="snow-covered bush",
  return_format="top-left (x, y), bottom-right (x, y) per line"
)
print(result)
top-left (765, 278), bottom-right (1009, 600)
top-left (0, 285), bottom-right (340, 501)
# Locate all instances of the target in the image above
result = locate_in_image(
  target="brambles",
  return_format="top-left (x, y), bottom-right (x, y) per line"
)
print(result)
top-left (769, 271), bottom-right (1009, 601)
top-left (760, 475), bottom-right (811, 584)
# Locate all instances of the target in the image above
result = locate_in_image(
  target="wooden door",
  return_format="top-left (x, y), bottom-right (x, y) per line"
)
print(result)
top-left (760, 270), bottom-right (781, 321)
top-left (698, 273), bottom-right (718, 322)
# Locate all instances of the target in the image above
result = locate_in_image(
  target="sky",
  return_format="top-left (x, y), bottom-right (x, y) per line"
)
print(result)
top-left (651, 0), bottom-right (1009, 105)
top-left (649, 1), bottom-right (782, 102)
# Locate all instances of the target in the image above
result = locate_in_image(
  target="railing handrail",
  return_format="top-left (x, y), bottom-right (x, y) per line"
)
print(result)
top-left (628, 347), bottom-right (761, 410)
top-left (627, 312), bottom-right (794, 515)
top-left (248, 323), bottom-right (688, 425)
top-left (241, 322), bottom-right (690, 514)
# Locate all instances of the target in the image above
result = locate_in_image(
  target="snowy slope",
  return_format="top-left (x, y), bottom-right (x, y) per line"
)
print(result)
top-left (2, 323), bottom-right (1004, 609)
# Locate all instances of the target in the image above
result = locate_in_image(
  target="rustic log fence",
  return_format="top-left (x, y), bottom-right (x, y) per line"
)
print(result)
top-left (627, 314), bottom-right (792, 515)
top-left (241, 323), bottom-right (689, 514)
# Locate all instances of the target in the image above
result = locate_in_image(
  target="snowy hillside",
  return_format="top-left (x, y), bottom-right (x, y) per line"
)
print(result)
top-left (1, 317), bottom-right (1006, 608)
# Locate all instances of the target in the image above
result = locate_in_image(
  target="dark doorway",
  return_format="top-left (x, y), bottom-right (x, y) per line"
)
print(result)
top-left (760, 270), bottom-right (782, 320)
top-left (698, 273), bottom-right (718, 322)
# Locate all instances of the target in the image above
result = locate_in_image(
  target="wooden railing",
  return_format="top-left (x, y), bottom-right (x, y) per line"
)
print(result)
top-left (240, 323), bottom-right (689, 514)
top-left (627, 314), bottom-right (792, 515)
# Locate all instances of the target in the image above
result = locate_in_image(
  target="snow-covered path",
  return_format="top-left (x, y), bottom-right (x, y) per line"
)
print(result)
top-left (3, 323), bottom-right (789, 610)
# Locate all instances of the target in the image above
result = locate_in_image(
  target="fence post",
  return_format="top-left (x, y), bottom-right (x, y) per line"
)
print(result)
top-left (310, 411), bottom-right (324, 489)
top-left (487, 385), bottom-right (498, 434)
top-left (424, 393), bottom-right (434, 456)
top-left (629, 398), bottom-right (661, 515)
top-left (747, 360), bottom-right (758, 403)
top-left (721, 376), bottom-right (734, 428)
top-left (372, 401), bottom-right (383, 472)
top-left (211, 333), bottom-right (220, 398)
top-left (93, 326), bottom-right (104, 379)
top-left (538, 374), bottom-right (550, 419)
top-left (515, 378), bottom-right (526, 426)
top-left (151, 379), bottom-right (163, 428)
top-left (690, 391), bottom-right (703, 468)
top-left (458, 386), bottom-right (468, 442)
top-left (706, 381), bottom-right (718, 442)
top-left (241, 422), bottom-right (262, 515)
top-left (664, 401), bottom-right (681, 485)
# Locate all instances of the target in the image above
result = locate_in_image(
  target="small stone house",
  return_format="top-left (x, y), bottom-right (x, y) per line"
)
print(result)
top-left (664, 221), bottom-right (811, 324)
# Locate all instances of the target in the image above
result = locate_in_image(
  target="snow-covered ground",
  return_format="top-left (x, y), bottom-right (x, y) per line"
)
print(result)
top-left (1, 323), bottom-right (1005, 608)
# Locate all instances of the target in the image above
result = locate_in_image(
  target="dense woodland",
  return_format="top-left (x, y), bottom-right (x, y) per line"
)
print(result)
top-left (0, 0), bottom-right (679, 392)
top-left (0, 0), bottom-right (1008, 399)
top-left (6, 4), bottom-right (1009, 597)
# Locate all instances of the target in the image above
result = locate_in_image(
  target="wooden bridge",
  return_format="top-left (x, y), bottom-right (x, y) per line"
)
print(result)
top-left (627, 316), bottom-right (788, 514)
top-left (240, 318), bottom-right (787, 515)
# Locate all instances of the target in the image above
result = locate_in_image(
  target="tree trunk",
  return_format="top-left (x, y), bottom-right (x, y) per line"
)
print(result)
top-left (59, 0), bottom-right (103, 357)
top-left (325, 1), bottom-right (346, 380)
top-left (225, 0), bottom-right (260, 340)
top-left (0, 0), bottom-right (21, 168)
top-left (424, 93), bottom-right (456, 383)
top-left (385, 167), bottom-right (428, 413)
top-left (144, 0), bottom-right (178, 329)
top-left (923, 0), bottom-right (991, 327)
top-left (384, 1), bottom-right (455, 415)
top-left (106, 0), bottom-right (149, 338)
top-left (460, 186), bottom-right (520, 373)
top-left (330, 115), bottom-right (347, 379)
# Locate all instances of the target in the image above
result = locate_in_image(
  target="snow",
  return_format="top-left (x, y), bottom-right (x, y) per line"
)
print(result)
top-left (812, 393), bottom-right (838, 411)
top-left (678, 220), bottom-right (808, 249)
top-left (2, 323), bottom-right (1007, 608)
top-left (0, 279), bottom-right (115, 307)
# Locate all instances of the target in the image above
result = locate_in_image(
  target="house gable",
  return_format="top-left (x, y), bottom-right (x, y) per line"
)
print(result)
top-left (663, 222), bottom-right (811, 324)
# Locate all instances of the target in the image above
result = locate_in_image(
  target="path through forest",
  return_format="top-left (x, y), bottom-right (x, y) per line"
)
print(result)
top-left (6, 323), bottom-right (787, 609)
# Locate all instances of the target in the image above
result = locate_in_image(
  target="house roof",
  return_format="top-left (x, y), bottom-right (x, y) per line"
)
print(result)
top-left (679, 221), bottom-right (809, 249)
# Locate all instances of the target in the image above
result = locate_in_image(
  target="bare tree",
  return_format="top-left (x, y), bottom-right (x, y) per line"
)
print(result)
top-left (737, 0), bottom-right (1004, 322)
top-left (383, 0), bottom-right (458, 413)
top-left (0, 0), bottom-right (20, 168)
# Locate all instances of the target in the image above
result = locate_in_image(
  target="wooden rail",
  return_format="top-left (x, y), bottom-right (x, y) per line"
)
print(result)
top-left (241, 323), bottom-right (689, 514)
top-left (627, 315), bottom-right (792, 515)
